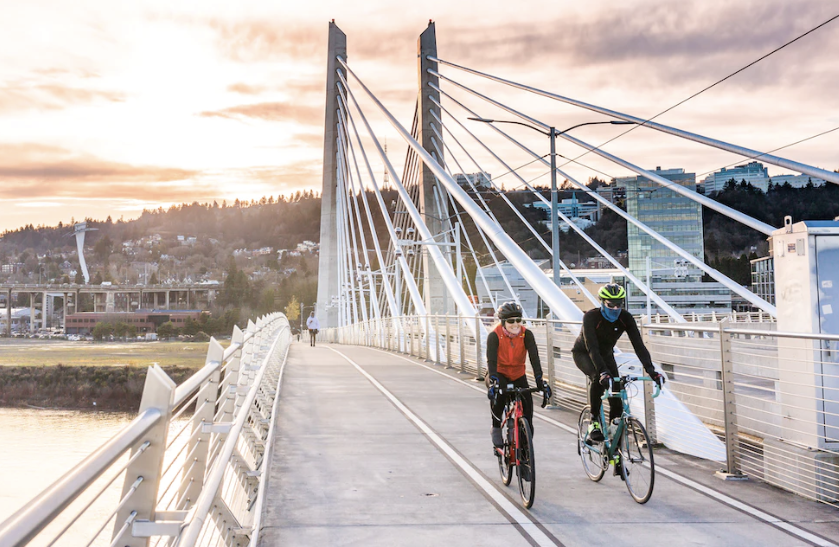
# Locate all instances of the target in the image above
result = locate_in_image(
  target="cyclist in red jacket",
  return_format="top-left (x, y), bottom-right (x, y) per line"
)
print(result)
top-left (486, 302), bottom-right (551, 447)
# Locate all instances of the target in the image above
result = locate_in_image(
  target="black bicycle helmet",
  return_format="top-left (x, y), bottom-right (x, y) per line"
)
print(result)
top-left (598, 283), bottom-right (626, 302)
top-left (496, 301), bottom-right (523, 321)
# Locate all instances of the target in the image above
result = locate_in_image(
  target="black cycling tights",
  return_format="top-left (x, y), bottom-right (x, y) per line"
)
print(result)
top-left (573, 351), bottom-right (621, 424)
top-left (490, 374), bottom-right (533, 429)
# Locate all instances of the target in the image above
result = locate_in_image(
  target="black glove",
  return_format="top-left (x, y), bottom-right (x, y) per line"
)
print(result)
top-left (541, 380), bottom-right (552, 399)
top-left (599, 372), bottom-right (611, 389)
top-left (487, 375), bottom-right (500, 401)
top-left (650, 371), bottom-right (665, 388)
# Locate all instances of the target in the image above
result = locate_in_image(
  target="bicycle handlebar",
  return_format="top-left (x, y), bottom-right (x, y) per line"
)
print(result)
top-left (601, 375), bottom-right (661, 400)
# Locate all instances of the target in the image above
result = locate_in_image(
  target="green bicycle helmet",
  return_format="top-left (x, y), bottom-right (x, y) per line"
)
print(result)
top-left (598, 283), bottom-right (626, 302)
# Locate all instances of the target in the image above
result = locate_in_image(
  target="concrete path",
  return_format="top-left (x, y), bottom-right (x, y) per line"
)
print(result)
top-left (258, 342), bottom-right (839, 546)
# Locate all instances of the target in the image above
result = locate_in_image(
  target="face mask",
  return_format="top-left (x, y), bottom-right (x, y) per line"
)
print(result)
top-left (601, 304), bottom-right (621, 322)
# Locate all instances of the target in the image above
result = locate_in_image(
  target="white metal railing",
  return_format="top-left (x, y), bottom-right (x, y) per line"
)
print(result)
top-left (325, 314), bottom-right (839, 508)
top-left (0, 312), bottom-right (291, 547)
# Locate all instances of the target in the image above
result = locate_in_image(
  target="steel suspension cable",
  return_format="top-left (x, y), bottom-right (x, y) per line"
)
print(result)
top-left (337, 95), bottom-right (402, 323)
top-left (428, 56), bottom-right (839, 187)
top-left (337, 79), bottom-right (429, 320)
top-left (338, 56), bottom-right (582, 324)
top-left (428, 132), bottom-right (522, 309)
top-left (428, 131), bottom-right (541, 308)
top-left (434, 106), bottom-right (681, 318)
top-left (431, 85), bottom-right (775, 316)
top-left (430, 71), bottom-right (777, 236)
top-left (337, 127), bottom-right (369, 323)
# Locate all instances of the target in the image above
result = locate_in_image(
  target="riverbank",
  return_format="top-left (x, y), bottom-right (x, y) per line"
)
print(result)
top-left (0, 339), bottom-right (215, 411)
top-left (0, 364), bottom-right (198, 411)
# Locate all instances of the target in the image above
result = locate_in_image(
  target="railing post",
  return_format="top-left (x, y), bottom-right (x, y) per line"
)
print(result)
top-left (475, 313), bottom-right (483, 380)
top-left (113, 365), bottom-right (176, 546)
top-left (716, 318), bottom-right (747, 480)
top-left (545, 315), bottom-right (558, 407)
top-left (445, 314), bottom-right (452, 368)
top-left (409, 316), bottom-right (415, 357)
top-left (434, 315), bottom-right (442, 366)
top-left (640, 318), bottom-right (658, 445)
top-left (176, 338), bottom-right (224, 509)
top-left (424, 314), bottom-right (431, 362)
top-left (458, 315), bottom-right (465, 373)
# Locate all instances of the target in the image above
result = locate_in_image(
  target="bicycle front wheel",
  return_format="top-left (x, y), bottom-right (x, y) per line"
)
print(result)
top-left (498, 420), bottom-right (513, 486)
top-left (577, 406), bottom-right (606, 482)
top-left (517, 417), bottom-right (536, 508)
top-left (621, 417), bottom-right (655, 504)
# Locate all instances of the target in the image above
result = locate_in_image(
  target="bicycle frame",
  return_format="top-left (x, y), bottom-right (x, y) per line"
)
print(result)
top-left (494, 385), bottom-right (543, 465)
top-left (587, 376), bottom-right (660, 460)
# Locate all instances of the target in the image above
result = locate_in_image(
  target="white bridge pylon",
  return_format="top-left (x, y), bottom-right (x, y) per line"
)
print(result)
top-left (316, 21), bottom-right (802, 342)
top-left (312, 21), bottom-right (832, 462)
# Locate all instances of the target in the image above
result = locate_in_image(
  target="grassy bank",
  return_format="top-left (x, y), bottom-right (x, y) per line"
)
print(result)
top-left (0, 340), bottom-right (216, 411)
top-left (0, 365), bottom-right (198, 411)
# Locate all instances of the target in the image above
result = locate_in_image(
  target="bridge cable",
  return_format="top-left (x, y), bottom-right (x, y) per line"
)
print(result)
top-left (336, 78), bottom-right (430, 323)
top-left (429, 132), bottom-right (525, 310)
top-left (433, 104), bottom-right (674, 314)
top-left (337, 95), bottom-right (405, 328)
top-left (430, 84), bottom-right (775, 316)
top-left (338, 57), bottom-right (585, 324)
top-left (340, 125), bottom-right (383, 326)
top-left (430, 71), bottom-right (777, 236)
top-left (431, 121), bottom-right (598, 308)
top-left (429, 14), bottom-right (839, 188)
top-left (337, 125), bottom-right (370, 324)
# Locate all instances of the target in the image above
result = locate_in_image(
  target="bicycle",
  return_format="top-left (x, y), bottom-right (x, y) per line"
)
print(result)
top-left (493, 384), bottom-right (548, 508)
top-left (576, 375), bottom-right (661, 504)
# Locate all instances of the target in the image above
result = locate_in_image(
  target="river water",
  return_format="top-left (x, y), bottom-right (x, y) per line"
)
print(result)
top-left (0, 408), bottom-right (133, 546)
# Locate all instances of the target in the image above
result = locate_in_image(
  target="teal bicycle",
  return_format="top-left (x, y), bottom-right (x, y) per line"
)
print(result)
top-left (577, 375), bottom-right (660, 504)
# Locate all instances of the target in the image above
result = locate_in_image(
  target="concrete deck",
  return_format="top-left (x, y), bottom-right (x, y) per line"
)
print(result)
top-left (258, 342), bottom-right (839, 546)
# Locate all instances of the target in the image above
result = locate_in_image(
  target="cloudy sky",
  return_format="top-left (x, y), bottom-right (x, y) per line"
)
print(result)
top-left (1, 0), bottom-right (837, 232)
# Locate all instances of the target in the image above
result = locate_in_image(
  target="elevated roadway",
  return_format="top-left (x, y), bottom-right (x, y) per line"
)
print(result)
top-left (257, 342), bottom-right (839, 546)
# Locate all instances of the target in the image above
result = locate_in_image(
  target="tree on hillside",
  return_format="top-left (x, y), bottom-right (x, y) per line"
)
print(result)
top-left (285, 295), bottom-right (300, 323)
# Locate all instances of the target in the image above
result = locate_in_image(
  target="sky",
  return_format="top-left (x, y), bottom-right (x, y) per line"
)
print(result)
top-left (1, 0), bottom-right (837, 233)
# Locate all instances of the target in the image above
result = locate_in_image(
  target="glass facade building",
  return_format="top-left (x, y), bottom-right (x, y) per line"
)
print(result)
top-left (750, 255), bottom-right (775, 305)
top-left (616, 167), bottom-right (731, 315)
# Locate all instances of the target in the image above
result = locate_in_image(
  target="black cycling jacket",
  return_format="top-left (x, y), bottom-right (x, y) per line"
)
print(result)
top-left (571, 308), bottom-right (654, 377)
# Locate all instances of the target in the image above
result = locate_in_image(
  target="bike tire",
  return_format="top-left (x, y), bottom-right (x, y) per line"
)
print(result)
top-left (621, 417), bottom-right (655, 504)
top-left (498, 419), bottom-right (513, 486)
top-left (517, 417), bottom-right (536, 508)
top-left (577, 406), bottom-right (606, 482)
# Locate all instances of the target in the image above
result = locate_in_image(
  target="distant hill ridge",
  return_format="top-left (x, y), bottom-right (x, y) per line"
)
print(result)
top-left (1, 192), bottom-right (322, 252)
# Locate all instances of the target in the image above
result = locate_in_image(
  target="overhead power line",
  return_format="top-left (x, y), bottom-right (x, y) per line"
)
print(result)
top-left (559, 12), bottom-right (839, 169)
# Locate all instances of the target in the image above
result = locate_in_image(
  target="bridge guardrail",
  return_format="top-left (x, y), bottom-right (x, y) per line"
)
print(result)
top-left (0, 312), bottom-right (291, 547)
top-left (325, 314), bottom-right (839, 508)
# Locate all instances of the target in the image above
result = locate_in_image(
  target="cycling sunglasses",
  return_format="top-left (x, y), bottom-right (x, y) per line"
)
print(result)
top-left (603, 299), bottom-right (624, 309)
top-left (505, 317), bottom-right (523, 324)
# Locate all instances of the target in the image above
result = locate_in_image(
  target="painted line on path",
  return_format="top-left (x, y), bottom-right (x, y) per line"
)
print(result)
top-left (328, 346), bottom-right (563, 547)
top-left (365, 347), bottom-right (838, 547)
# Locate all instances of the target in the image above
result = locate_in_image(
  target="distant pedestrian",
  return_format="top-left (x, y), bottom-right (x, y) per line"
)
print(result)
top-left (306, 311), bottom-right (320, 347)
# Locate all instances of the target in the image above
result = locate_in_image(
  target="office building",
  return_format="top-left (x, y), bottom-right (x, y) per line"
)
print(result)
top-left (616, 167), bottom-right (731, 315)
top-left (700, 161), bottom-right (825, 194)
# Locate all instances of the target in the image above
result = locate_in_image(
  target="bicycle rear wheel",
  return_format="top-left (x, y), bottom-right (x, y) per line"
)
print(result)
top-left (498, 419), bottom-right (513, 486)
top-left (517, 417), bottom-right (536, 508)
top-left (621, 417), bottom-right (655, 503)
top-left (577, 406), bottom-right (606, 482)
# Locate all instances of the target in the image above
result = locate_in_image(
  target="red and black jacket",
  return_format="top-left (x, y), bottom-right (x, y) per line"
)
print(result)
top-left (486, 323), bottom-right (543, 382)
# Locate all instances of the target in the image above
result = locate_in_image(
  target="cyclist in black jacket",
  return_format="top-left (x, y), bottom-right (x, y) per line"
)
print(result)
top-left (572, 284), bottom-right (665, 445)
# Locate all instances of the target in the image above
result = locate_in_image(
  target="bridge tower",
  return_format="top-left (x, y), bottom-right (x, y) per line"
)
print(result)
top-left (417, 21), bottom-right (453, 315)
top-left (316, 21), bottom-right (347, 328)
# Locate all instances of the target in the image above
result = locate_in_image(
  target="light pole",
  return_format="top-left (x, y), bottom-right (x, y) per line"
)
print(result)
top-left (468, 118), bottom-right (633, 286)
